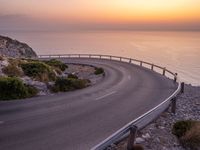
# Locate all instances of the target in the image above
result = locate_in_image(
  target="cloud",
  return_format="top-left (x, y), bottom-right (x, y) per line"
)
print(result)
top-left (0, 14), bottom-right (200, 31)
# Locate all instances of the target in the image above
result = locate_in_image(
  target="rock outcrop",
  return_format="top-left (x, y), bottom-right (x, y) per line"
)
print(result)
top-left (0, 35), bottom-right (37, 58)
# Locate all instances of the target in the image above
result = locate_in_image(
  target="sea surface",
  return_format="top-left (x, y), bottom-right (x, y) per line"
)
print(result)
top-left (1, 30), bottom-right (200, 86)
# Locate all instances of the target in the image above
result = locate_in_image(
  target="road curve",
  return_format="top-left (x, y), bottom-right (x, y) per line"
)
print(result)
top-left (0, 58), bottom-right (176, 150)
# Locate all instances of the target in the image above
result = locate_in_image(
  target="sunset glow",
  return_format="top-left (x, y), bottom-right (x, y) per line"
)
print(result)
top-left (0, 0), bottom-right (200, 30)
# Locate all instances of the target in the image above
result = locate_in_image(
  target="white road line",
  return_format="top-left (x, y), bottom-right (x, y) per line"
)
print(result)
top-left (128, 75), bottom-right (131, 80)
top-left (95, 91), bottom-right (116, 100)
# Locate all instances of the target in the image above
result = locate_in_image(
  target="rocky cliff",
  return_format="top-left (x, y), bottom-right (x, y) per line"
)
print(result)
top-left (0, 35), bottom-right (37, 58)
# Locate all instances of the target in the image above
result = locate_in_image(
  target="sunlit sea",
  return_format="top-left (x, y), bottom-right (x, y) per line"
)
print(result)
top-left (1, 30), bottom-right (200, 86)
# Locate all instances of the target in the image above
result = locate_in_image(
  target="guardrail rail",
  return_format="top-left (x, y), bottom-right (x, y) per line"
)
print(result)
top-left (38, 54), bottom-right (184, 150)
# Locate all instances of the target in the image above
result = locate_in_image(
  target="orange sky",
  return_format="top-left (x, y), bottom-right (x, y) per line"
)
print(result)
top-left (0, 0), bottom-right (200, 30)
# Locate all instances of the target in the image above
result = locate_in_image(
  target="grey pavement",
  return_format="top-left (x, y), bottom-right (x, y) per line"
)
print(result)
top-left (0, 58), bottom-right (176, 150)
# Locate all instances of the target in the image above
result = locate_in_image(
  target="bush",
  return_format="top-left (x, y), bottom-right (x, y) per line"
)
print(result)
top-left (173, 120), bottom-right (200, 149)
top-left (44, 59), bottom-right (68, 71)
top-left (25, 84), bottom-right (38, 97)
top-left (94, 67), bottom-right (104, 75)
top-left (172, 120), bottom-right (194, 138)
top-left (0, 77), bottom-right (38, 100)
top-left (68, 73), bottom-right (78, 79)
top-left (52, 77), bottom-right (89, 92)
top-left (181, 122), bottom-right (200, 149)
top-left (2, 64), bottom-right (23, 77)
top-left (21, 62), bottom-right (56, 82)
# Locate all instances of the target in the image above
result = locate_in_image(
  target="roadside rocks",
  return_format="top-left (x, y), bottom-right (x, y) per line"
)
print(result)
top-left (115, 84), bottom-right (200, 150)
top-left (0, 57), bottom-right (104, 97)
top-left (21, 76), bottom-right (49, 96)
top-left (65, 64), bottom-right (104, 85)
top-left (0, 58), bottom-right (9, 75)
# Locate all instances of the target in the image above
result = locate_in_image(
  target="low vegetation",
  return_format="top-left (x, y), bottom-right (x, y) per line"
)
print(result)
top-left (0, 77), bottom-right (38, 100)
top-left (2, 64), bottom-right (23, 77)
top-left (20, 61), bottom-right (56, 82)
top-left (0, 57), bottom-right (96, 100)
top-left (51, 77), bottom-right (89, 92)
top-left (67, 73), bottom-right (78, 79)
top-left (173, 120), bottom-right (200, 149)
top-left (8, 58), bottom-right (24, 66)
top-left (44, 59), bottom-right (68, 71)
top-left (94, 67), bottom-right (104, 75)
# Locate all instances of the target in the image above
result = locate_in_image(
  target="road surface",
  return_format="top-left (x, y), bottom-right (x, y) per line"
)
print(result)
top-left (0, 58), bottom-right (176, 150)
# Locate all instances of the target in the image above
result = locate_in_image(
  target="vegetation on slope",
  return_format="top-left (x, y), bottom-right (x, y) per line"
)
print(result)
top-left (94, 67), bottom-right (104, 75)
top-left (43, 59), bottom-right (68, 71)
top-left (51, 77), bottom-right (89, 92)
top-left (20, 61), bottom-right (56, 82)
top-left (2, 64), bottom-right (23, 77)
top-left (173, 120), bottom-right (200, 149)
top-left (0, 57), bottom-right (101, 100)
top-left (0, 77), bottom-right (38, 100)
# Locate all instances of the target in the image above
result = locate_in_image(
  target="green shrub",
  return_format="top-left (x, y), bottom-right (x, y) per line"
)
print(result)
top-left (52, 77), bottom-right (89, 92)
top-left (21, 62), bottom-right (56, 82)
top-left (68, 73), bottom-right (78, 79)
top-left (94, 67), bottom-right (104, 75)
top-left (44, 59), bottom-right (68, 71)
top-left (2, 64), bottom-right (23, 77)
top-left (172, 120), bottom-right (194, 138)
top-left (0, 77), bottom-right (38, 100)
top-left (25, 84), bottom-right (38, 97)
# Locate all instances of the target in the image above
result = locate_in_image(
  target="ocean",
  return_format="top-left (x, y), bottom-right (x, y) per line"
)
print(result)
top-left (1, 30), bottom-right (200, 86)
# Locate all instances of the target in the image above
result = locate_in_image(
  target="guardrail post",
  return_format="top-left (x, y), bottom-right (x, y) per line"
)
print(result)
top-left (78, 54), bottom-right (80, 58)
top-left (171, 97), bottom-right (177, 114)
top-left (181, 82), bottom-right (184, 93)
top-left (174, 73), bottom-right (177, 83)
top-left (140, 61), bottom-right (142, 66)
top-left (127, 125), bottom-right (138, 150)
top-left (151, 64), bottom-right (154, 70)
top-left (129, 59), bottom-right (132, 63)
top-left (100, 55), bottom-right (102, 59)
top-left (110, 56), bottom-right (112, 60)
top-left (163, 68), bottom-right (166, 76)
top-left (89, 54), bottom-right (91, 58)
top-left (120, 57), bottom-right (122, 61)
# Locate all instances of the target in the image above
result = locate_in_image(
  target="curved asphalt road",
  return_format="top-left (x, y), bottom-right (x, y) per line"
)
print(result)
top-left (0, 58), bottom-right (176, 150)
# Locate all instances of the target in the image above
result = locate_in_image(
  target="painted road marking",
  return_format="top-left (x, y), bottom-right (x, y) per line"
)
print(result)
top-left (128, 75), bottom-right (131, 80)
top-left (95, 91), bottom-right (116, 100)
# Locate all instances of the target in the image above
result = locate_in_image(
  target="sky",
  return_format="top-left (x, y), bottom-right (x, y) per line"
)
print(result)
top-left (0, 0), bottom-right (200, 31)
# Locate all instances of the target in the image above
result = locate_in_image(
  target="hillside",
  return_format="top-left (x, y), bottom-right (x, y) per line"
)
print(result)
top-left (0, 35), bottom-right (37, 58)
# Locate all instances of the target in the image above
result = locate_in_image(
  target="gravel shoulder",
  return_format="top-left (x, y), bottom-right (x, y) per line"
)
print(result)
top-left (116, 84), bottom-right (200, 150)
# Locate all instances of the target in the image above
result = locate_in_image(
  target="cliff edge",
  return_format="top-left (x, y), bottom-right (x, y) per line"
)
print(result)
top-left (0, 35), bottom-right (37, 58)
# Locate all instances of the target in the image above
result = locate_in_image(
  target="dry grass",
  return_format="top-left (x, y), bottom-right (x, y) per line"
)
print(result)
top-left (8, 58), bottom-right (25, 66)
top-left (21, 62), bottom-right (56, 82)
top-left (2, 64), bottom-right (23, 77)
top-left (181, 122), bottom-right (200, 149)
top-left (0, 55), bottom-right (3, 61)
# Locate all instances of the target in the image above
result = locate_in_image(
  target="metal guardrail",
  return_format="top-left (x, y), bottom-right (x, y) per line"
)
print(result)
top-left (38, 54), bottom-right (183, 150)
